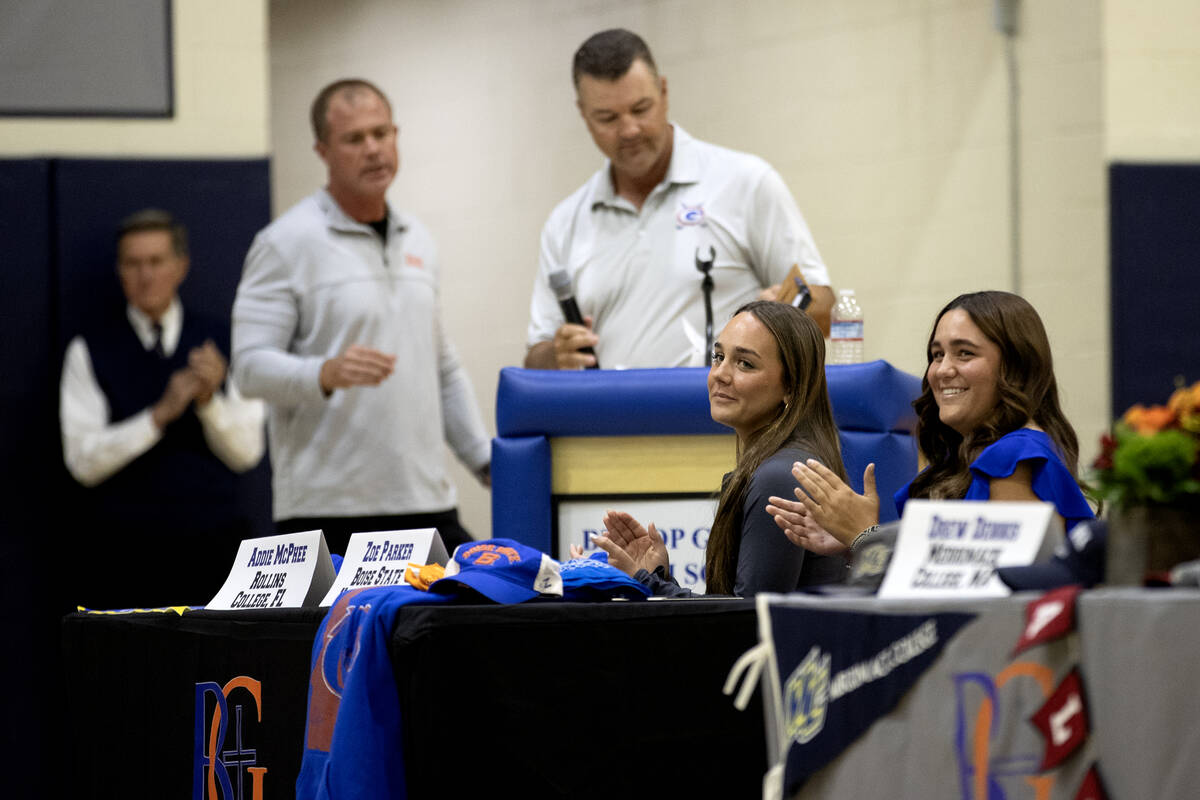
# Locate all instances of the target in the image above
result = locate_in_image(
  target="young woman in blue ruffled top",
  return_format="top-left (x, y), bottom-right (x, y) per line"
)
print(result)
top-left (769, 291), bottom-right (1093, 554)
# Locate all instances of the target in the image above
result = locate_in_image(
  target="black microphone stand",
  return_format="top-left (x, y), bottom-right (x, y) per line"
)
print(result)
top-left (695, 246), bottom-right (716, 365)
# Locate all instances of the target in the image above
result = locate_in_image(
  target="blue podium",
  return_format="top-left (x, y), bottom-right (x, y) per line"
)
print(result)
top-left (491, 360), bottom-right (922, 555)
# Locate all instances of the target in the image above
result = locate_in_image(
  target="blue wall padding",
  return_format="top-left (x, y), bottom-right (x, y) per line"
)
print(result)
top-left (491, 436), bottom-right (553, 552)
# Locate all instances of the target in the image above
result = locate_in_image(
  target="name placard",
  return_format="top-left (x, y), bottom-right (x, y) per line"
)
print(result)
top-left (877, 500), bottom-right (1063, 599)
top-left (207, 530), bottom-right (335, 610)
top-left (319, 528), bottom-right (449, 607)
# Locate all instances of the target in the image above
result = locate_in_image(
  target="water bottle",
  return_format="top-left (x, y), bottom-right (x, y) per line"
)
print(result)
top-left (829, 289), bottom-right (864, 364)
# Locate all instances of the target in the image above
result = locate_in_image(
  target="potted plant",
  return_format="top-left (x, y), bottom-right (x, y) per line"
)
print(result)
top-left (1091, 380), bottom-right (1200, 584)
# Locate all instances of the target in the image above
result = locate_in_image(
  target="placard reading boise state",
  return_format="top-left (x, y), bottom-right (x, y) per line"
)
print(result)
top-left (319, 528), bottom-right (449, 606)
top-left (877, 500), bottom-right (1062, 599)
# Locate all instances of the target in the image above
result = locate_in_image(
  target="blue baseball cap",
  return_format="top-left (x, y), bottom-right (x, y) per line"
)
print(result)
top-left (996, 519), bottom-right (1107, 591)
top-left (560, 551), bottom-right (650, 601)
top-left (429, 538), bottom-right (562, 603)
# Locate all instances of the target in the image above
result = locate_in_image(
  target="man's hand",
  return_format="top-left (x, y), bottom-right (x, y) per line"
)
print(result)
top-left (524, 318), bottom-right (598, 369)
top-left (589, 510), bottom-right (669, 577)
top-left (188, 340), bottom-right (227, 405)
top-left (758, 283), bottom-right (782, 301)
top-left (152, 368), bottom-right (203, 430)
top-left (319, 344), bottom-right (396, 394)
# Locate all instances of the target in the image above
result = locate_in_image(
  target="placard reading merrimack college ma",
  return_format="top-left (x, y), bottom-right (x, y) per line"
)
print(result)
top-left (319, 528), bottom-right (449, 606)
top-left (207, 530), bottom-right (335, 610)
top-left (558, 497), bottom-right (718, 594)
top-left (877, 500), bottom-right (1062, 600)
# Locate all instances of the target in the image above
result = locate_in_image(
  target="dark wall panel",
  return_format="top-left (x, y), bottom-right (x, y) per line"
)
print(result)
top-left (1110, 163), bottom-right (1200, 413)
top-left (51, 157), bottom-right (275, 538)
top-left (53, 157), bottom-right (271, 346)
top-left (0, 158), bottom-right (58, 798)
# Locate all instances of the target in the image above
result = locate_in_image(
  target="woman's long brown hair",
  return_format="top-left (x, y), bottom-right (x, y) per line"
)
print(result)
top-left (907, 291), bottom-right (1080, 501)
top-left (704, 301), bottom-right (847, 595)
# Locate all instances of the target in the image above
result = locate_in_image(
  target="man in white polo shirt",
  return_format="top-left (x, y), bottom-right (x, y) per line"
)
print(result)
top-left (525, 28), bottom-right (834, 370)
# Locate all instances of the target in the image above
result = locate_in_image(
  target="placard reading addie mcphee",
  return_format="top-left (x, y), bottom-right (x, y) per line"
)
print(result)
top-left (206, 530), bottom-right (335, 610)
top-left (877, 500), bottom-right (1062, 600)
top-left (319, 528), bottom-right (449, 607)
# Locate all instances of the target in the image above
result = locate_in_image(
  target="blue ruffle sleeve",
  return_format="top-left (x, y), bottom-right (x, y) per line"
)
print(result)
top-left (893, 429), bottom-right (1093, 532)
top-left (966, 429), bottom-right (1094, 531)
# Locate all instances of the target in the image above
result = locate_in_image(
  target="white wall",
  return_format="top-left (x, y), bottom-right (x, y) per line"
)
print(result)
top-left (1104, 0), bottom-right (1200, 160)
top-left (270, 0), bottom-right (1157, 538)
top-left (0, 0), bottom-right (269, 157)
top-left (10, 0), bottom-right (1195, 543)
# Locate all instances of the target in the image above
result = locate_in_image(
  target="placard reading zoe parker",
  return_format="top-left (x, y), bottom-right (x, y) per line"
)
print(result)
top-left (319, 528), bottom-right (449, 607)
top-left (877, 500), bottom-right (1063, 599)
top-left (207, 530), bottom-right (335, 610)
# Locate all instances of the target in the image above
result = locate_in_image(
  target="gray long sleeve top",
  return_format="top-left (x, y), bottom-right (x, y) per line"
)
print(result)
top-left (637, 446), bottom-right (846, 597)
top-left (231, 190), bottom-right (490, 521)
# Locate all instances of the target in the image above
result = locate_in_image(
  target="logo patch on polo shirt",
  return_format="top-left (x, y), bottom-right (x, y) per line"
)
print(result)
top-left (404, 253), bottom-right (424, 268)
top-left (676, 202), bottom-right (707, 228)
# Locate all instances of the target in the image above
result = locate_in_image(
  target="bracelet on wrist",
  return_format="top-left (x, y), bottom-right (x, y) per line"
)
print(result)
top-left (850, 525), bottom-right (880, 553)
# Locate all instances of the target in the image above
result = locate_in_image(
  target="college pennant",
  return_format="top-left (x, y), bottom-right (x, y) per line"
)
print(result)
top-left (1030, 668), bottom-right (1089, 770)
top-left (1013, 585), bottom-right (1082, 656)
top-left (1074, 764), bottom-right (1109, 800)
top-left (766, 606), bottom-right (975, 794)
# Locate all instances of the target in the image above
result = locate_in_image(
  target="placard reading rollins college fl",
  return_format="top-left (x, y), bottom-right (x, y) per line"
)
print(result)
top-left (877, 500), bottom-right (1062, 599)
top-left (207, 530), bottom-right (335, 610)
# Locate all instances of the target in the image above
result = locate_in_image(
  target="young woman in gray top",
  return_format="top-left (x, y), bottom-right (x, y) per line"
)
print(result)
top-left (585, 300), bottom-right (848, 596)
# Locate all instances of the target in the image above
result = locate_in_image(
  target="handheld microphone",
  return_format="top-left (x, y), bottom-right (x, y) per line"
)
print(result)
top-left (547, 270), bottom-right (599, 368)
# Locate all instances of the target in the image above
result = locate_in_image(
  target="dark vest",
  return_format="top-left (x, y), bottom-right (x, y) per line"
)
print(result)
top-left (82, 309), bottom-right (244, 536)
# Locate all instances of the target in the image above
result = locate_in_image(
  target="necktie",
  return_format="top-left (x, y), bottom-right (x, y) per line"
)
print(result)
top-left (152, 322), bottom-right (166, 359)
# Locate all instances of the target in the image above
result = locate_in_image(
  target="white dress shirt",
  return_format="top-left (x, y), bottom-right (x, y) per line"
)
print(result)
top-left (60, 299), bottom-right (266, 487)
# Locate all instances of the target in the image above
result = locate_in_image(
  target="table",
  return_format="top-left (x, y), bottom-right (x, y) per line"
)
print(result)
top-left (62, 598), bottom-right (765, 798)
top-left (62, 607), bottom-right (325, 799)
top-left (63, 589), bottom-right (1198, 798)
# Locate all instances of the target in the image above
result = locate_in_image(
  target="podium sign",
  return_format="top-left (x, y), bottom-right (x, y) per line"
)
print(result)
top-left (878, 500), bottom-right (1062, 599)
top-left (319, 528), bottom-right (449, 606)
top-left (207, 530), bottom-right (335, 610)
top-left (558, 497), bottom-right (718, 595)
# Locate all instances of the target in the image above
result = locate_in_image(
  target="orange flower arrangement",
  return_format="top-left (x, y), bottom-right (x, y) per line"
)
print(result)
top-left (1091, 380), bottom-right (1200, 507)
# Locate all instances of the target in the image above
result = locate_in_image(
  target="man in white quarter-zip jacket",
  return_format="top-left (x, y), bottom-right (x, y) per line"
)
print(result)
top-left (232, 78), bottom-right (491, 556)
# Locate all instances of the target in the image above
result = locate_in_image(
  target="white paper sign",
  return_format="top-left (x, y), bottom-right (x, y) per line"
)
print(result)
top-left (319, 528), bottom-right (448, 607)
top-left (206, 530), bottom-right (335, 610)
top-left (877, 500), bottom-right (1063, 599)
top-left (557, 497), bottom-right (718, 594)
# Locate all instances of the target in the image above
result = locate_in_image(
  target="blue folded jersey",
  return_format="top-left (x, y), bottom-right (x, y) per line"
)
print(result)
top-left (560, 552), bottom-right (651, 601)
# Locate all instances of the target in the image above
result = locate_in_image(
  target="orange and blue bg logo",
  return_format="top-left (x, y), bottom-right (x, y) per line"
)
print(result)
top-left (954, 662), bottom-right (1057, 800)
top-left (194, 676), bottom-right (267, 800)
